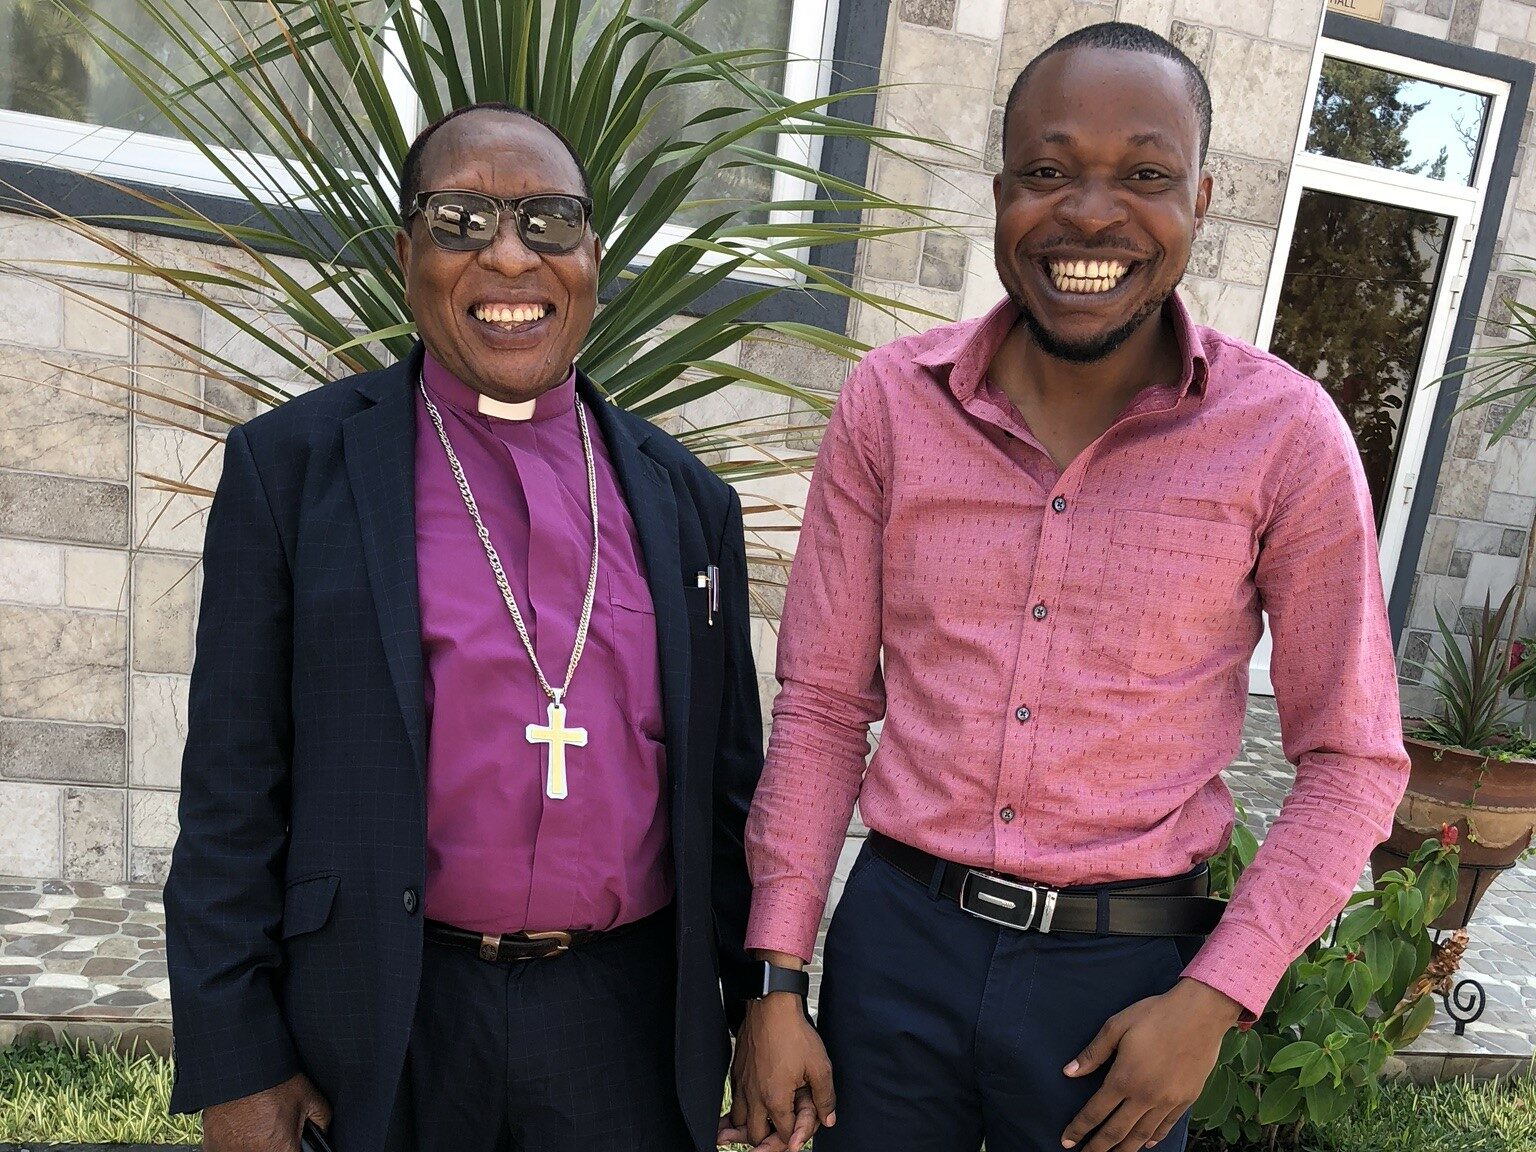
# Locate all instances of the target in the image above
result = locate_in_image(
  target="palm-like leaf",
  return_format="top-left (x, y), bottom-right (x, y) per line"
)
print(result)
top-left (1414, 589), bottom-right (1520, 751)
top-left (8, 0), bottom-right (963, 570)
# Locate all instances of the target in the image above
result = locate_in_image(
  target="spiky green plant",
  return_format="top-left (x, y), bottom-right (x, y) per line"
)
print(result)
top-left (0, 1038), bottom-right (202, 1144)
top-left (7, 0), bottom-right (959, 592)
top-left (1413, 589), bottom-right (1521, 753)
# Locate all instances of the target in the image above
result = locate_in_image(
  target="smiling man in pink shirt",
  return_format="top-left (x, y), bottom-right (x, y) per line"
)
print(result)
top-left (722, 22), bottom-right (1411, 1152)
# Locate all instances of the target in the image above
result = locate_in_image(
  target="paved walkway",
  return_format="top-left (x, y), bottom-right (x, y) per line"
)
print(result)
top-left (0, 699), bottom-right (1532, 1075)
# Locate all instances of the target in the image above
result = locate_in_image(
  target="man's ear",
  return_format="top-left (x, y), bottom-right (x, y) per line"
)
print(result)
top-left (1194, 170), bottom-right (1213, 228)
top-left (394, 227), bottom-right (411, 284)
top-left (593, 236), bottom-right (604, 268)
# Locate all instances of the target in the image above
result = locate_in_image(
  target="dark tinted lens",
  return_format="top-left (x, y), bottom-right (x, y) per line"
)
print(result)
top-left (424, 192), bottom-right (499, 250)
top-left (517, 195), bottom-right (587, 253)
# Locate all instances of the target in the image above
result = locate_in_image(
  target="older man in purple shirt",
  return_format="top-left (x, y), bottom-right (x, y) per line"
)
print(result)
top-left (416, 355), bottom-right (672, 935)
top-left (165, 102), bottom-right (764, 1152)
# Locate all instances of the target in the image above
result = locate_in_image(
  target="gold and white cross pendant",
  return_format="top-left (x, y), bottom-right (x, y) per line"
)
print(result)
top-left (526, 700), bottom-right (588, 800)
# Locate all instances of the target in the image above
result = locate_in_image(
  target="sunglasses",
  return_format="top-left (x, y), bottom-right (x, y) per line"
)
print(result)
top-left (404, 189), bottom-right (593, 254)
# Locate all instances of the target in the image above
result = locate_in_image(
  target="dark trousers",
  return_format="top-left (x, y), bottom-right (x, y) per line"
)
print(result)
top-left (384, 908), bottom-right (693, 1152)
top-left (814, 844), bottom-right (1195, 1152)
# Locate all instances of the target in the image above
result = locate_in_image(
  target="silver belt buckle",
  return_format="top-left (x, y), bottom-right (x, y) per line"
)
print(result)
top-left (959, 870), bottom-right (1058, 933)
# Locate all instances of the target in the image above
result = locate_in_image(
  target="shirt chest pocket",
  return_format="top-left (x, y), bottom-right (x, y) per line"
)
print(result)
top-left (1096, 510), bottom-right (1255, 679)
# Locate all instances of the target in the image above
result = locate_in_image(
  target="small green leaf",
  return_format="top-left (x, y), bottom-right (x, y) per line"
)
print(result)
top-left (1192, 1067), bottom-right (1238, 1124)
top-left (1276, 983), bottom-right (1328, 1031)
top-left (1257, 1075), bottom-right (1305, 1125)
top-left (1268, 1041), bottom-right (1321, 1074)
top-left (1396, 991), bottom-right (1440, 1045)
top-left (1297, 1050), bottom-right (1332, 1087)
top-left (1336, 906), bottom-right (1383, 946)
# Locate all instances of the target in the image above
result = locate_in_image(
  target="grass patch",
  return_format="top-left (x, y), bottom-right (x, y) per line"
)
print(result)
top-left (1191, 1073), bottom-right (1536, 1152)
top-left (0, 1039), bottom-right (200, 1145)
top-left (1302, 1073), bottom-right (1536, 1152)
top-left (0, 1041), bottom-right (1530, 1150)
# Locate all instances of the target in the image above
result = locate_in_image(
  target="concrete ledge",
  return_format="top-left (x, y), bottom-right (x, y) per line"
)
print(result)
top-left (1393, 1051), bottom-right (1534, 1084)
top-left (0, 1017), bottom-right (171, 1058)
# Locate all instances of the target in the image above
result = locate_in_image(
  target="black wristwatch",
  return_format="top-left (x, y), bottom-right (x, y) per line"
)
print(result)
top-left (753, 961), bottom-right (811, 1002)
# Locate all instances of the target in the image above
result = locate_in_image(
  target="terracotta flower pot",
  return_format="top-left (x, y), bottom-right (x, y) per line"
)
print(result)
top-left (1369, 733), bottom-right (1536, 929)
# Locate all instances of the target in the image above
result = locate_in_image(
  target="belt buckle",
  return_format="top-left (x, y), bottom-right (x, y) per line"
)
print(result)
top-left (959, 870), bottom-right (1058, 934)
top-left (523, 930), bottom-right (573, 958)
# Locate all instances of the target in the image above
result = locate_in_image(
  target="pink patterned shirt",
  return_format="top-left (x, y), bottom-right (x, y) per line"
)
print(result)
top-left (744, 295), bottom-right (1410, 1018)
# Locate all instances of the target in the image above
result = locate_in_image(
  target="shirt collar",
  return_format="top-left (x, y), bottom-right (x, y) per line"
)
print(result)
top-left (914, 292), bottom-right (1210, 402)
top-left (421, 350), bottom-right (578, 424)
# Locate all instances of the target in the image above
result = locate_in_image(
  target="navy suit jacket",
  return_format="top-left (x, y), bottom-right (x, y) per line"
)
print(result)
top-left (165, 346), bottom-right (762, 1152)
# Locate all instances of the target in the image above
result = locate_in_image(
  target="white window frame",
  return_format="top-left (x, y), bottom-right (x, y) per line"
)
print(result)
top-left (0, 0), bottom-right (841, 284)
top-left (1247, 36), bottom-right (1511, 694)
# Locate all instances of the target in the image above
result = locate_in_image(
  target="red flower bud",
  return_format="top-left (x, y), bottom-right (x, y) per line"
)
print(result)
top-left (1440, 823), bottom-right (1460, 847)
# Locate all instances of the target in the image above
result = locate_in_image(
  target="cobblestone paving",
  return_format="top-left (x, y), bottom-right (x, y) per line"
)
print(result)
top-left (0, 699), bottom-right (1530, 1068)
top-left (0, 878), bottom-right (171, 1054)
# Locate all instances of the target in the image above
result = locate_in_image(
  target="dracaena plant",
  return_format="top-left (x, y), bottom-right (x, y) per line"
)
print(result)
top-left (1413, 589), bottom-right (1521, 753)
top-left (5, 0), bottom-right (961, 604)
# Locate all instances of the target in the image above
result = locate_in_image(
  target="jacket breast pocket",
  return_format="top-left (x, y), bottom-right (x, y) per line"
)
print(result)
top-left (1096, 510), bottom-right (1254, 679)
top-left (280, 873), bottom-right (340, 941)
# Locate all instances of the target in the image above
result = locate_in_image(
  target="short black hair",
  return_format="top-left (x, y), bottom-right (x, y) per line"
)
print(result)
top-left (397, 101), bottom-right (593, 223)
top-left (1002, 22), bottom-right (1213, 164)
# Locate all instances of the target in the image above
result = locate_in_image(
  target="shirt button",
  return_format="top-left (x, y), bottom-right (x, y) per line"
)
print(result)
top-left (1032, 603), bottom-right (1048, 621)
top-left (1015, 705), bottom-right (1031, 723)
top-left (1052, 496), bottom-right (1067, 513)
top-left (1000, 806), bottom-right (1015, 823)
top-left (402, 888), bottom-right (419, 915)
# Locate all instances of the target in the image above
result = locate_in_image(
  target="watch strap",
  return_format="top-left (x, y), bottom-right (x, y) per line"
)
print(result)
top-left (757, 961), bottom-right (811, 1000)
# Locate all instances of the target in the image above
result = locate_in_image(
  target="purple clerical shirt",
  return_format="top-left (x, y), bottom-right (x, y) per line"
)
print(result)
top-left (414, 352), bottom-right (671, 934)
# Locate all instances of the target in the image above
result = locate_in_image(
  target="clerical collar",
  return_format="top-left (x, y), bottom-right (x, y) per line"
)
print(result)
top-left (421, 350), bottom-right (578, 424)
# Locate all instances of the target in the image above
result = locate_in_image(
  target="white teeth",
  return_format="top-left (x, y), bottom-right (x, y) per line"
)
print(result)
top-left (1047, 259), bottom-right (1129, 295)
top-left (473, 303), bottom-right (548, 325)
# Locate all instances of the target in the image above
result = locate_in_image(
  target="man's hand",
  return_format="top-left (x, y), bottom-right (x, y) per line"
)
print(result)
top-left (202, 1072), bottom-right (331, 1152)
top-left (1060, 978), bottom-right (1242, 1152)
top-left (718, 993), bottom-right (835, 1152)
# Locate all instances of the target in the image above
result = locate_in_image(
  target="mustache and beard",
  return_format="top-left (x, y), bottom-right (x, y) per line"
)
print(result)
top-left (1005, 239), bottom-right (1185, 364)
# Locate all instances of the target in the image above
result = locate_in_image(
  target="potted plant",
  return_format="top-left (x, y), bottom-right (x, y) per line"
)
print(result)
top-left (1374, 588), bottom-right (1536, 928)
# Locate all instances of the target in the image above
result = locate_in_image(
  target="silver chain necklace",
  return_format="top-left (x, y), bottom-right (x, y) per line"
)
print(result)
top-left (419, 375), bottom-right (599, 800)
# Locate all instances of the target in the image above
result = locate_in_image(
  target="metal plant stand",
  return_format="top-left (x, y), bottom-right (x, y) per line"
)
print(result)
top-left (1432, 927), bottom-right (1487, 1037)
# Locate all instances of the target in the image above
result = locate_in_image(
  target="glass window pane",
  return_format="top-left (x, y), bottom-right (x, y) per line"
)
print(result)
top-left (1268, 189), bottom-right (1452, 525)
top-left (1, 0), bottom-right (374, 162)
top-left (428, 0), bottom-right (797, 227)
top-left (1306, 57), bottom-right (1488, 186)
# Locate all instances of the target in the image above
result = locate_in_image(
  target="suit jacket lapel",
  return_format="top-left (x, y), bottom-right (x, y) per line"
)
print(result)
top-left (580, 375), bottom-right (692, 802)
top-left (343, 349), bottom-right (428, 776)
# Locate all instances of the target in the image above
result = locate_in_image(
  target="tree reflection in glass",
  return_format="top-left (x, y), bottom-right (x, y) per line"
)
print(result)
top-left (1274, 62), bottom-right (1457, 526)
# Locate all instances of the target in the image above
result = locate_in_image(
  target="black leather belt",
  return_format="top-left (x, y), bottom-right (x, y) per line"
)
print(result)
top-left (424, 918), bottom-right (637, 962)
top-left (868, 831), bottom-right (1225, 938)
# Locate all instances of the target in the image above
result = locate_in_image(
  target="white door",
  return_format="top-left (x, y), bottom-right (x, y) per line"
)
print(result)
top-left (1248, 38), bottom-right (1509, 695)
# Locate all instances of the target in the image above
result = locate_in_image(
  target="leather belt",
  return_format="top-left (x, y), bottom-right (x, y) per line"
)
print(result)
top-left (868, 831), bottom-right (1226, 938)
top-left (424, 918), bottom-right (636, 962)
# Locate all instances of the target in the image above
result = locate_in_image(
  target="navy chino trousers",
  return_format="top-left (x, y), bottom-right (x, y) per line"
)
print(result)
top-left (813, 843), bottom-right (1196, 1152)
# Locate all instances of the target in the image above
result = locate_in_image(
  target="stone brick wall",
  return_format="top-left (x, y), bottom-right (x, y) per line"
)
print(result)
top-left (1, 218), bottom-right (196, 884)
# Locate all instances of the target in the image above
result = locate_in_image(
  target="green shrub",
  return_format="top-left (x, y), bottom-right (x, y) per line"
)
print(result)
top-left (1194, 815), bottom-right (1461, 1149)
